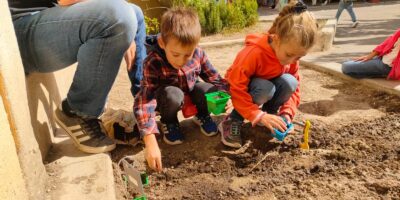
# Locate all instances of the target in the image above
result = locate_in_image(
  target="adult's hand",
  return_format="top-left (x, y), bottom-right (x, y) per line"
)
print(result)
top-left (58, 0), bottom-right (83, 6)
top-left (143, 134), bottom-right (162, 172)
top-left (353, 51), bottom-right (378, 62)
top-left (125, 42), bottom-right (137, 71)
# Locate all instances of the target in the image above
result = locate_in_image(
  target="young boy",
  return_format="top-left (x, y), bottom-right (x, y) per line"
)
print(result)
top-left (134, 8), bottom-right (228, 172)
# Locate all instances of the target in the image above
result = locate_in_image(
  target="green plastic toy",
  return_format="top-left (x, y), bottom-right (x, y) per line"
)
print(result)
top-left (133, 195), bottom-right (147, 200)
top-left (140, 173), bottom-right (149, 186)
top-left (205, 91), bottom-right (231, 115)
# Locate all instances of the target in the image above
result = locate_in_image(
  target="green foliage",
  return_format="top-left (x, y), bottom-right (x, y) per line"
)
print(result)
top-left (239, 0), bottom-right (259, 26)
top-left (207, 1), bottom-right (223, 33)
top-left (225, 3), bottom-right (246, 29)
top-left (144, 16), bottom-right (159, 34)
top-left (172, 0), bottom-right (258, 34)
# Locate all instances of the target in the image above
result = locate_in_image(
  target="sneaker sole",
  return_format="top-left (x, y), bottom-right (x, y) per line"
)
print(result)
top-left (163, 135), bottom-right (183, 145)
top-left (54, 110), bottom-right (116, 154)
top-left (218, 123), bottom-right (242, 148)
top-left (192, 118), bottom-right (218, 137)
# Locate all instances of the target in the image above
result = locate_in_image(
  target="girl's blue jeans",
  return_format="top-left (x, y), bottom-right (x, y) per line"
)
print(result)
top-left (230, 74), bottom-right (298, 122)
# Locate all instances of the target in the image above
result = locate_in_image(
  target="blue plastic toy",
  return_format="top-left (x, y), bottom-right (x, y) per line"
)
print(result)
top-left (271, 117), bottom-right (293, 141)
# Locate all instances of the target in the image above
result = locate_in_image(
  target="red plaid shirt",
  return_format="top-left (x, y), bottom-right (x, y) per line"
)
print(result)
top-left (134, 37), bottom-right (228, 137)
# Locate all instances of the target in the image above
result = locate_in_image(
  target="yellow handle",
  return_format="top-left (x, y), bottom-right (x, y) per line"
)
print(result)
top-left (303, 120), bottom-right (311, 144)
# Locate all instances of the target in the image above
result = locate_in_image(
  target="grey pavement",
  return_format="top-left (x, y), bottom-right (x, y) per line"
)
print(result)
top-left (258, 1), bottom-right (400, 96)
top-left (45, 129), bottom-right (116, 200)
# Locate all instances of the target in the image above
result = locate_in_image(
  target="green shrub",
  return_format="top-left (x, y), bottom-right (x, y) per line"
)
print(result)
top-left (172, 0), bottom-right (258, 34)
top-left (144, 16), bottom-right (159, 34)
top-left (208, 1), bottom-right (223, 33)
top-left (240, 0), bottom-right (259, 26)
top-left (226, 3), bottom-right (246, 29)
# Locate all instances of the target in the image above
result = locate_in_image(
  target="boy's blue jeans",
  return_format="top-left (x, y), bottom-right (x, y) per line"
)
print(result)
top-left (342, 57), bottom-right (391, 78)
top-left (230, 74), bottom-right (298, 122)
top-left (335, 1), bottom-right (357, 22)
top-left (12, 0), bottom-right (143, 117)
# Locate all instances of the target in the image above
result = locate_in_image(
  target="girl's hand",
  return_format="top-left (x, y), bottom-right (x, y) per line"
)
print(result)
top-left (281, 114), bottom-right (291, 124)
top-left (143, 134), bottom-right (162, 172)
top-left (281, 114), bottom-right (295, 134)
top-left (225, 99), bottom-right (233, 113)
top-left (124, 42), bottom-right (137, 71)
top-left (260, 113), bottom-right (287, 133)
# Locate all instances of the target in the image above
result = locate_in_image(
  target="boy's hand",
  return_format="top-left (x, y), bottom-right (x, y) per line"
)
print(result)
top-left (143, 134), bottom-right (162, 172)
top-left (260, 113), bottom-right (287, 133)
top-left (225, 99), bottom-right (233, 113)
top-left (124, 41), bottom-right (137, 71)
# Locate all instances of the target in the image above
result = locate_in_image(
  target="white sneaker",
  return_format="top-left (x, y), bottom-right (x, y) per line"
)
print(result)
top-left (352, 21), bottom-right (359, 28)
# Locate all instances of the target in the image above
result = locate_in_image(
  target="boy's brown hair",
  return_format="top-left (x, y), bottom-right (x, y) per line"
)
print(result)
top-left (160, 7), bottom-right (201, 46)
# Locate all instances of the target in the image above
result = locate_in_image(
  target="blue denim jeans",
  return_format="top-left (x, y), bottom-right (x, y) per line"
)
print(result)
top-left (335, 1), bottom-right (357, 22)
top-left (128, 4), bottom-right (146, 97)
top-left (12, 0), bottom-right (140, 117)
top-left (230, 74), bottom-right (298, 122)
top-left (342, 57), bottom-right (391, 78)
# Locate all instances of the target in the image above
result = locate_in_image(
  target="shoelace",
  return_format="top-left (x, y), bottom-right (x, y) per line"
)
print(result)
top-left (81, 118), bottom-right (107, 139)
top-left (231, 121), bottom-right (241, 136)
top-left (198, 115), bottom-right (212, 125)
top-left (164, 123), bottom-right (180, 135)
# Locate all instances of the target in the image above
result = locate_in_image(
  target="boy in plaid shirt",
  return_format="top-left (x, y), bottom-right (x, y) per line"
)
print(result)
top-left (134, 8), bottom-right (229, 171)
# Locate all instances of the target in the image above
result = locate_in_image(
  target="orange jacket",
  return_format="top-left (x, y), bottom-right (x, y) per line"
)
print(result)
top-left (225, 33), bottom-right (300, 124)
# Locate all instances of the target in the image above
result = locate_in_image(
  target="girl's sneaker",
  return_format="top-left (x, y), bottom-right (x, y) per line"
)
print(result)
top-left (218, 117), bottom-right (243, 148)
top-left (161, 122), bottom-right (184, 145)
top-left (193, 115), bottom-right (218, 136)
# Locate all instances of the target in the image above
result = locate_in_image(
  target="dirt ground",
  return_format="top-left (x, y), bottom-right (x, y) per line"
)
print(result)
top-left (108, 42), bottom-right (400, 200)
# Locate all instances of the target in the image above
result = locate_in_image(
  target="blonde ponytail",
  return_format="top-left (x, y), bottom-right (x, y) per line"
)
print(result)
top-left (269, 0), bottom-right (318, 49)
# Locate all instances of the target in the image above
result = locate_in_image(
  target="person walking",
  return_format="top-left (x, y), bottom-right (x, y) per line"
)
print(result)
top-left (335, 0), bottom-right (359, 28)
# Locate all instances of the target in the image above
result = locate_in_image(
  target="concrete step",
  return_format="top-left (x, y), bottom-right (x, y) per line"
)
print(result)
top-left (44, 129), bottom-right (116, 200)
top-left (301, 59), bottom-right (400, 97)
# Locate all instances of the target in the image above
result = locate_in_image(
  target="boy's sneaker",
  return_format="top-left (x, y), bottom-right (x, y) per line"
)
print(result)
top-left (54, 100), bottom-right (116, 154)
top-left (193, 115), bottom-right (218, 136)
top-left (161, 122), bottom-right (184, 145)
top-left (352, 21), bottom-right (359, 28)
top-left (218, 117), bottom-right (243, 148)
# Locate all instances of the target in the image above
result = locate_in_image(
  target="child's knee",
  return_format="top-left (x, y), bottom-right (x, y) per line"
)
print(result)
top-left (341, 61), bottom-right (354, 75)
top-left (194, 82), bottom-right (218, 94)
top-left (249, 78), bottom-right (276, 105)
top-left (157, 86), bottom-right (184, 108)
top-left (280, 74), bottom-right (298, 93)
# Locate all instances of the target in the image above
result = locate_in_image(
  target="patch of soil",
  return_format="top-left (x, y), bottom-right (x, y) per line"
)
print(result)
top-left (109, 45), bottom-right (400, 200)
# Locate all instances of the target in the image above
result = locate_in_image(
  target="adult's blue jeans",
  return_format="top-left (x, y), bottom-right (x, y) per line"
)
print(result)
top-left (335, 1), bottom-right (357, 22)
top-left (12, 0), bottom-right (139, 117)
top-left (342, 57), bottom-right (391, 78)
top-left (230, 74), bottom-right (298, 122)
top-left (128, 4), bottom-right (146, 97)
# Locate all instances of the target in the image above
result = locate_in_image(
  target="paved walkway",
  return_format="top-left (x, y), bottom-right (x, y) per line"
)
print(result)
top-left (259, 1), bottom-right (400, 95)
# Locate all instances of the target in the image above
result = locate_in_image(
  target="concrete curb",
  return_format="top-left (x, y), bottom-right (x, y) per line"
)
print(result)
top-left (46, 132), bottom-right (116, 200)
top-left (300, 60), bottom-right (400, 97)
top-left (200, 38), bottom-right (244, 48)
